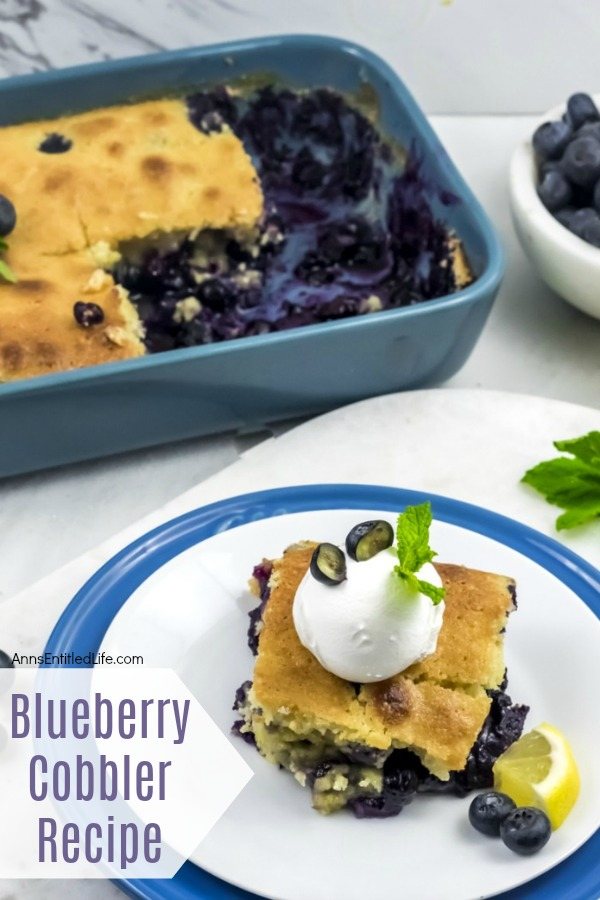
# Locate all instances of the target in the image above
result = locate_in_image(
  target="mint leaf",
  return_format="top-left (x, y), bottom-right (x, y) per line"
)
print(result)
top-left (396, 502), bottom-right (436, 572)
top-left (417, 578), bottom-right (446, 605)
top-left (554, 432), bottom-right (600, 466)
top-left (394, 502), bottom-right (445, 605)
top-left (0, 258), bottom-right (17, 283)
top-left (556, 503), bottom-right (600, 530)
top-left (522, 431), bottom-right (600, 530)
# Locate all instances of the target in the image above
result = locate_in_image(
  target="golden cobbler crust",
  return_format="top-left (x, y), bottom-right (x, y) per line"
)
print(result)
top-left (0, 99), bottom-right (262, 254)
top-left (251, 544), bottom-right (514, 776)
top-left (404, 563), bottom-right (515, 689)
top-left (0, 249), bottom-right (144, 380)
top-left (0, 98), bottom-right (263, 381)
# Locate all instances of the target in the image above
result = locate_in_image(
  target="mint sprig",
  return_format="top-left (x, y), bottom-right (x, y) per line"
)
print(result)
top-left (0, 238), bottom-right (16, 283)
top-left (394, 502), bottom-right (445, 605)
top-left (522, 431), bottom-right (600, 530)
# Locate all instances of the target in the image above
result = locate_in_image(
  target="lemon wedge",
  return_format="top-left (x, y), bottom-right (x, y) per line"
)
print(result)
top-left (493, 722), bottom-right (580, 830)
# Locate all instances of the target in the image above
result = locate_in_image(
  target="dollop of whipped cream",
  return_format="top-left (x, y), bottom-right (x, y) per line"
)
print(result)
top-left (293, 548), bottom-right (445, 683)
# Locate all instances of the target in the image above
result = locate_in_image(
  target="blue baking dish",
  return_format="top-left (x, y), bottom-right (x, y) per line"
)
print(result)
top-left (0, 34), bottom-right (504, 477)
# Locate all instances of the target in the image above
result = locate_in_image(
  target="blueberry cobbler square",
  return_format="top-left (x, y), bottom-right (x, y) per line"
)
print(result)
top-left (0, 84), bottom-right (471, 381)
top-left (233, 520), bottom-right (528, 817)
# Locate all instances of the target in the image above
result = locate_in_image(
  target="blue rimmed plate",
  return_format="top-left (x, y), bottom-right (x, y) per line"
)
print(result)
top-left (46, 485), bottom-right (600, 900)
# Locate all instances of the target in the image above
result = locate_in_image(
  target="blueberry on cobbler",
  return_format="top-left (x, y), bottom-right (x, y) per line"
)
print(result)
top-left (310, 543), bottom-right (347, 585)
top-left (73, 301), bottom-right (105, 327)
top-left (0, 195), bottom-right (16, 237)
top-left (38, 132), bottom-right (73, 154)
top-left (345, 520), bottom-right (394, 561)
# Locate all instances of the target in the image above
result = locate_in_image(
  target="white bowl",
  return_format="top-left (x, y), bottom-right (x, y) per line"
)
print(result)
top-left (509, 97), bottom-right (600, 319)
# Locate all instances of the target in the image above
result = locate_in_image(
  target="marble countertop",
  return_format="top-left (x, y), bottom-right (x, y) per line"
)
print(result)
top-left (3, 0), bottom-right (600, 115)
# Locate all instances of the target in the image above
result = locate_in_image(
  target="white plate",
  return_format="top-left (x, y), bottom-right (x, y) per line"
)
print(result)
top-left (97, 506), bottom-right (600, 900)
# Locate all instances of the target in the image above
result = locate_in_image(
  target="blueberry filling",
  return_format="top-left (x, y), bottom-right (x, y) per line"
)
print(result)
top-left (411, 687), bottom-right (529, 798)
top-left (187, 85), bottom-right (238, 135)
top-left (247, 560), bottom-right (273, 655)
top-left (349, 751), bottom-right (419, 818)
top-left (233, 673), bottom-right (528, 818)
top-left (114, 87), bottom-right (466, 353)
top-left (232, 681), bottom-right (257, 747)
top-left (39, 132), bottom-right (73, 154)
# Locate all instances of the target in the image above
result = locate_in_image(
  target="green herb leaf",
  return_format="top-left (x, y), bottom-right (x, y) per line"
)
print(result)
top-left (416, 578), bottom-right (446, 605)
top-left (554, 432), bottom-right (600, 466)
top-left (0, 258), bottom-right (17, 284)
top-left (396, 502), bottom-right (436, 571)
top-left (522, 431), bottom-right (600, 530)
top-left (394, 502), bottom-right (445, 605)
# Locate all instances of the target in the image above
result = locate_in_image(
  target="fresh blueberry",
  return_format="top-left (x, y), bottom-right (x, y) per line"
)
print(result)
top-left (566, 207), bottom-right (600, 246)
top-left (310, 543), bottom-right (347, 585)
top-left (532, 120), bottom-right (572, 161)
top-left (469, 791), bottom-right (516, 836)
top-left (0, 195), bottom-right (16, 237)
top-left (593, 179), bottom-right (600, 213)
top-left (345, 520), bottom-right (394, 561)
top-left (566, 93), bottom-right (599, 128)
top-left (38, 132), bottom-right (72, 154)
top-left (539, 159), bottom-right (562, 178)
top-left (562, 135), bottom-right (600, 187)
top-left (73, 301), bottom-right (105, 327)
top-left (500, 807), bottom-right (552, 856)
top-left (554, 207), bottom-right (578, 229)
top-left (537, 169), bottom-right (572, 211)
top-left (577, 120), bottom-right (600, 143)
top-left (0, 650), bottom-right (13, 668)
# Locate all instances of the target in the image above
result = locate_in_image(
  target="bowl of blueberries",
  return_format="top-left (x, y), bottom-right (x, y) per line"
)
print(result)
top-left (510, 91), bottom-right (600, 319)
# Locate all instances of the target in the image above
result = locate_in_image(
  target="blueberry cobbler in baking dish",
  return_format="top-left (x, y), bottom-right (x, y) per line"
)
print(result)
top-left (0, 85), bottom-right (471, 381)
top-left (233, 505), bottom-right (528, 817)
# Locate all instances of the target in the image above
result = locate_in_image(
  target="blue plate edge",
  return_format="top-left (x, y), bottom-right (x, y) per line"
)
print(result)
top-left (44, 483), bottom-right (600, 900)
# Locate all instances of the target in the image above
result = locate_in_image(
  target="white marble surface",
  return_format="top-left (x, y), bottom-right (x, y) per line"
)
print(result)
top-left (2, 0), bottom-right (600, 114)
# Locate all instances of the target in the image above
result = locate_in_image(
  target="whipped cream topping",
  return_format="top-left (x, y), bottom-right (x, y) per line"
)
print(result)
top-left (293, 548), bottom-right (445, 683)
